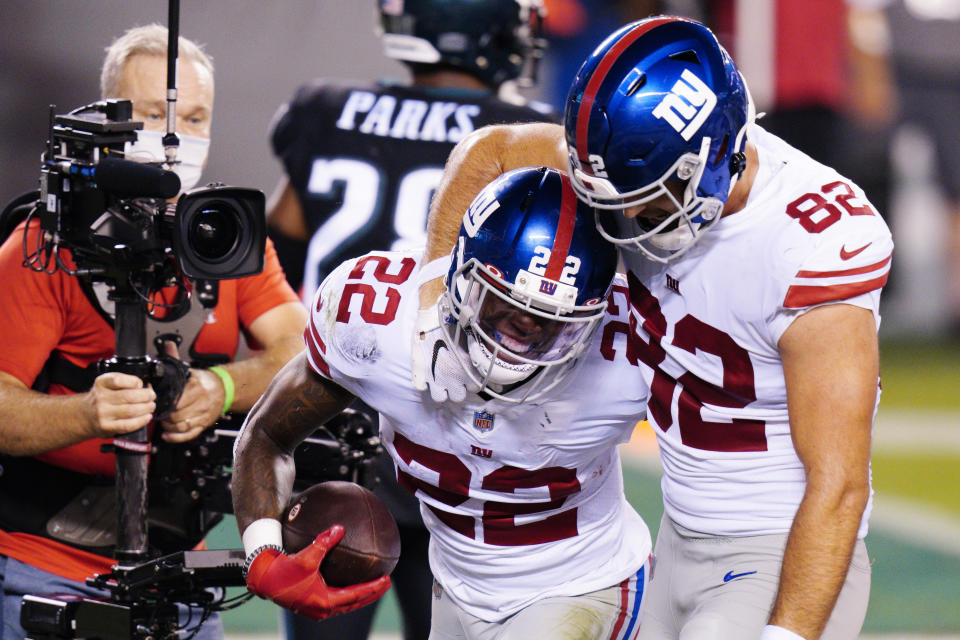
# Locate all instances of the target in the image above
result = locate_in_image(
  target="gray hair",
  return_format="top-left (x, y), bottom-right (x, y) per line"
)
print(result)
top-left (100, 23), bottom-right (214, 98)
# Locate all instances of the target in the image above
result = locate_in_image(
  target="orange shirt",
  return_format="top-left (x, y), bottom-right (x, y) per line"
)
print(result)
top-left (0, 219), bottom-right (299, 582)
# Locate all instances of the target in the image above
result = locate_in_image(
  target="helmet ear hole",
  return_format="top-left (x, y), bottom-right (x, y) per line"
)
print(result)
top-left (713, 134), bottom-right (729, 168)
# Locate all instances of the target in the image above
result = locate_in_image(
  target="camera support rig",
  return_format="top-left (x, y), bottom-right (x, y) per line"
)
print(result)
top-left (18, 409), bottom-right (384, 640)
top-left (13, 2), bottom-right (382, 638)
top-left (109, 290), bottom-right (160, 566)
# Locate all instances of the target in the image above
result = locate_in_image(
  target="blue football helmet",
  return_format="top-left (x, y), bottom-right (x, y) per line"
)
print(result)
top-left (439, 166), bottom-right (618, 402)
top-left (377, 0), bottom-right (546, 88)
top-left (563, 16), bottom-right (755, 262)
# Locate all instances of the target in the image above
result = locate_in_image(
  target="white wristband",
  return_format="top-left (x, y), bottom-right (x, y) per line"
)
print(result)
top-left (760, 625), bottom-right (806, 640)
top-left (241, 518), bottom-right (283, 557)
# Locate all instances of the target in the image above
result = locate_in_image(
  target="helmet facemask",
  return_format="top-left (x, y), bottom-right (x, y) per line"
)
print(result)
top-left (439, 258), bottom-right (606, 403)
top-left (570, 136), bottom-right (724, 263)
top-left (563, 17), bottom-right (758, 264)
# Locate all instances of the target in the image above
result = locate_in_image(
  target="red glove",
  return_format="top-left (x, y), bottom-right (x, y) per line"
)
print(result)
top-left (245, 524), bottom-right (391, 620)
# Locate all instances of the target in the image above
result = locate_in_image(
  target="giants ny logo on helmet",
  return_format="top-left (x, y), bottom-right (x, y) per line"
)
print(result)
top-left (463, 187), bottom-right (500, 238)
top-left (651, 69), bottom-right (717, 141)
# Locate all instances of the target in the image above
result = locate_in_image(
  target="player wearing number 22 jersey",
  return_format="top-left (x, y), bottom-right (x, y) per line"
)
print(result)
top-left (304, 251), bottom-right (651, 626)
top-left (233, 168), bottom-right (653, 638)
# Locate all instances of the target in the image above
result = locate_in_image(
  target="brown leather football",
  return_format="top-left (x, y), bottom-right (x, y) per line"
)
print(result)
top-left (281, 481), bottom-right (401, 587)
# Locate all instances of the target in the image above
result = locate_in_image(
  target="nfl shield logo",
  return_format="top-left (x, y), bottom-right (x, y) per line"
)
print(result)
top-left (473, 410), bottom-right (495, 433)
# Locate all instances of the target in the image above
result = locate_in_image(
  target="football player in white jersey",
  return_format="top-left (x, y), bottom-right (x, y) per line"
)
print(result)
top-left (233, 167), bottom-right (653, 639)
top-left (410, 16), bottom-right (893, 640)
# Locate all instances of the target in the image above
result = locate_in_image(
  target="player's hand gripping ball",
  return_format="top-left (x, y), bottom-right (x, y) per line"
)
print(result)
top-left (283, 481), bottom-right (401, 587)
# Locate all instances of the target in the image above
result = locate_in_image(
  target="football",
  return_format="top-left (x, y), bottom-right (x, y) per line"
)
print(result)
top-left (281, 481), bottom-right (401, 587)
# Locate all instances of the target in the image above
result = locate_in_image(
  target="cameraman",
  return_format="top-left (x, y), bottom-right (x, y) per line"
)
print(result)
top-left (0, 25), bottom-right (306, 640)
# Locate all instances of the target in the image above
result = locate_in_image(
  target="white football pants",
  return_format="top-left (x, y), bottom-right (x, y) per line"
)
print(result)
top-left (637, 514), bottom-right (871, 640)
top-left (428, 558), bottom-right (650, 640)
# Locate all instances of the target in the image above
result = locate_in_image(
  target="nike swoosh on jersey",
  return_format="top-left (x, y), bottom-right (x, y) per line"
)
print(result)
top-left (723, 570), bottom-right (758, 582)
top-left (840, 242), bottom-right (872, 260)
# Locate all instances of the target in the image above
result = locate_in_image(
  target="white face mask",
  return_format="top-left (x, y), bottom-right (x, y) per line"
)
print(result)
top-left (124, 129), bottom-right (210, 194)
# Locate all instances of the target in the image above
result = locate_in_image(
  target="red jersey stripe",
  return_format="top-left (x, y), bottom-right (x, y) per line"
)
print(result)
top-left (544, 175), bottom-right (578, 280)
top-left (575, 18), bottom-right (674, 165)
top-left (305, 325), bottom-right (330, 377)
top-left (795, 254), bottom-right (891, 279)
top-left (783, 273), bottom-right (889, 308)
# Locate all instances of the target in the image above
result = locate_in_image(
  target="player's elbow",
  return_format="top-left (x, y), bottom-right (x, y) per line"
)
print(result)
top-left (449, 124), bottom-right (512, 168)
top-left (808, 465), bottom-right (871, 518)
top-left (836, 477), bottom-right (871, 517)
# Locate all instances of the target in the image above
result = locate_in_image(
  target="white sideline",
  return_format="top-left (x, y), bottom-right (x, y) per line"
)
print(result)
top-left (872, 409), bottom-right (960, 454)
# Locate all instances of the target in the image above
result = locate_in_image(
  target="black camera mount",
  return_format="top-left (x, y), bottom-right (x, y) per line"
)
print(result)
top-left (20, 549), bottom-right (247, 640)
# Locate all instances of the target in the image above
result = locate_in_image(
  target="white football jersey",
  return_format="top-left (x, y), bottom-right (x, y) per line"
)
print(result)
top-left (304, 250), bottom-right (651, 622)
top-left (617, 125), bottom-right (892, 538)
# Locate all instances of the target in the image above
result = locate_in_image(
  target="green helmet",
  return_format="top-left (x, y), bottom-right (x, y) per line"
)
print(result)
top-left (377, 0), bottom-right (546, 88)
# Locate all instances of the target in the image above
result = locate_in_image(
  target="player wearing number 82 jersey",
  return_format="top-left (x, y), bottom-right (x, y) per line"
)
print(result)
top-left (412, 16), bottom-right (894, 640)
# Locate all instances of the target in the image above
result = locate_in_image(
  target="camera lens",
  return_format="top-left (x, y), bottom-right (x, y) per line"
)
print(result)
top-left (174, 185), bottom-right (265, 279)
top-left (187, 201), bottom-right (239, 261)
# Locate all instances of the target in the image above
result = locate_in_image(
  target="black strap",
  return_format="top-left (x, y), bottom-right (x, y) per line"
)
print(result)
top-left (0, 455), bottom-right (114, 555)
top-left (31, 352), bottom-right (99, 394)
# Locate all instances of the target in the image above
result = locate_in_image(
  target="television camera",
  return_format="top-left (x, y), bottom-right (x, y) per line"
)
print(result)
top-left (26, 96), bottom-right (266, 297)
top-left (8, 90), bottom-right (272, 566)
top-left (2, 3), bottom-right (386, 638)
top-left (6, 100), bottom-right (386, 636)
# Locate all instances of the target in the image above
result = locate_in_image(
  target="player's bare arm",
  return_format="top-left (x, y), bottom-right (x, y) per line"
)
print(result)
top-left (232, 350), bottom-right (355, 533)
top-left (418, 122), bottom-right (567, 310)
top-left (233, 352), bottom-right (389, 620)
top-left (774, 303), bottom-right (877, 638)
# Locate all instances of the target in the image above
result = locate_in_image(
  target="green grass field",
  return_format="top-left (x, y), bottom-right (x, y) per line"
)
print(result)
top-left (875, 337), bottom-right (960, 522)
top-left (878, 337), bottom-right (960, 411)
top-left (872, 452), bottom-right (960, 515)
